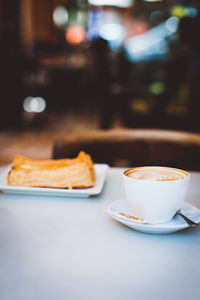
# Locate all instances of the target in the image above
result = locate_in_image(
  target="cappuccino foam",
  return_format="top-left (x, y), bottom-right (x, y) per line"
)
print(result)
top-left (125, 167), bottom-right (188, 182)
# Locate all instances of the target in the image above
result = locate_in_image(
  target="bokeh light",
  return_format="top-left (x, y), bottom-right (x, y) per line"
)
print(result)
top-left (143, 0), bottom-right (163, 2)
top-left (150, 82), bottom-right (165, 95)
top-left (184, 7), bottom-right (198, 18)
top-left (66, 25), bottom-right (86, 44)
top-left (171, 6), bottom-right (186, 19)
top-left (23, 97), bottom-right (47, 113)
top-left (53, 6), bottom-right (68, 27)
top-left (99, 23), bottom-right (125, 41)
top-left (165, 17), bottom-right (179, 33)
top-left (149, 11), bottom-right (164, 25)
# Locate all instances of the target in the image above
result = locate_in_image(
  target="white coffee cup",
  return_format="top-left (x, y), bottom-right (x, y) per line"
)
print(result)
top-left (122, 166), bottom-right (190, 224)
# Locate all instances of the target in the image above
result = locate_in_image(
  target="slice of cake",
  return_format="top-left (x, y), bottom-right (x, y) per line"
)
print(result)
top-left (7, 151), bottom-right (96, 189)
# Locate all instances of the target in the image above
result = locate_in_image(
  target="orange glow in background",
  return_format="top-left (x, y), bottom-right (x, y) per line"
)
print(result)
top-left (66, 25), bottom-right (86, 44)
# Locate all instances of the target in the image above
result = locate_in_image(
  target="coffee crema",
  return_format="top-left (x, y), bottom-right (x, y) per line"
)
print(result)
top-left (125, 167), bottom-right (189, 182)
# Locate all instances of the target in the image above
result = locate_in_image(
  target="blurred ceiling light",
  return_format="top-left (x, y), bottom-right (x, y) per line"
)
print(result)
top-left (23, 97), bottom-right (46, 113)
top-left (126, 24), bottom-right (165, 54)
top-left (53, 6), bottom-right (68, 26)
top-left (143, 0), bottom-right (163, 2)
top-left (125, 17), bottom-right (179, 62)
top-left (100, 23), bottom-right (125, 41)
top-left (88, 0), bottom-right (133, 7)
top-left (165, 17), bottom-right (179, 33)
top-left (66, 25), bottom-right (86, 44)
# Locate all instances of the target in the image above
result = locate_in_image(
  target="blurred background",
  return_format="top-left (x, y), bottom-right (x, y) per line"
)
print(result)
top-left (0, 0), bottom-right (200, 163)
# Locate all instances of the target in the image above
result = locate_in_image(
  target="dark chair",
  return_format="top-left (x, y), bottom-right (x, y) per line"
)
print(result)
top-left (52, 129), bottom-right (200, 170)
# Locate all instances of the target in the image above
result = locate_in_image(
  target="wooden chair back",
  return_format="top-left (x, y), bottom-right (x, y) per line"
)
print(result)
top-left (52, 129), bottom-right (200, 170)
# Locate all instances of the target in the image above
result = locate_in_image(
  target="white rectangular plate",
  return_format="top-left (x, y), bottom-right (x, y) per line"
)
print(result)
top-left (0, 164), bottom-right (109, 198)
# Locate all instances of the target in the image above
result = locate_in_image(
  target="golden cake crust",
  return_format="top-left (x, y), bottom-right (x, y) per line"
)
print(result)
top-left (7, 152), bottom-right (96, 189)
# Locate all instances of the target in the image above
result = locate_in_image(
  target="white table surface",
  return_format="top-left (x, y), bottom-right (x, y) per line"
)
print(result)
top-left (0, 168), bottom-right (200, 300)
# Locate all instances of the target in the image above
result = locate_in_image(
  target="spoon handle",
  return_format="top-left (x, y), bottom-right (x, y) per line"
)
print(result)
top-left (177, 210), bottom-right (199, 227)
top-left (119, 212), bottom-right (143, 221)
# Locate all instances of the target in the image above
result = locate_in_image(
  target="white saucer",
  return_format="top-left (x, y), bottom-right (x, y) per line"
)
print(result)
top-left (107, 199), bottom-right (200, 234)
